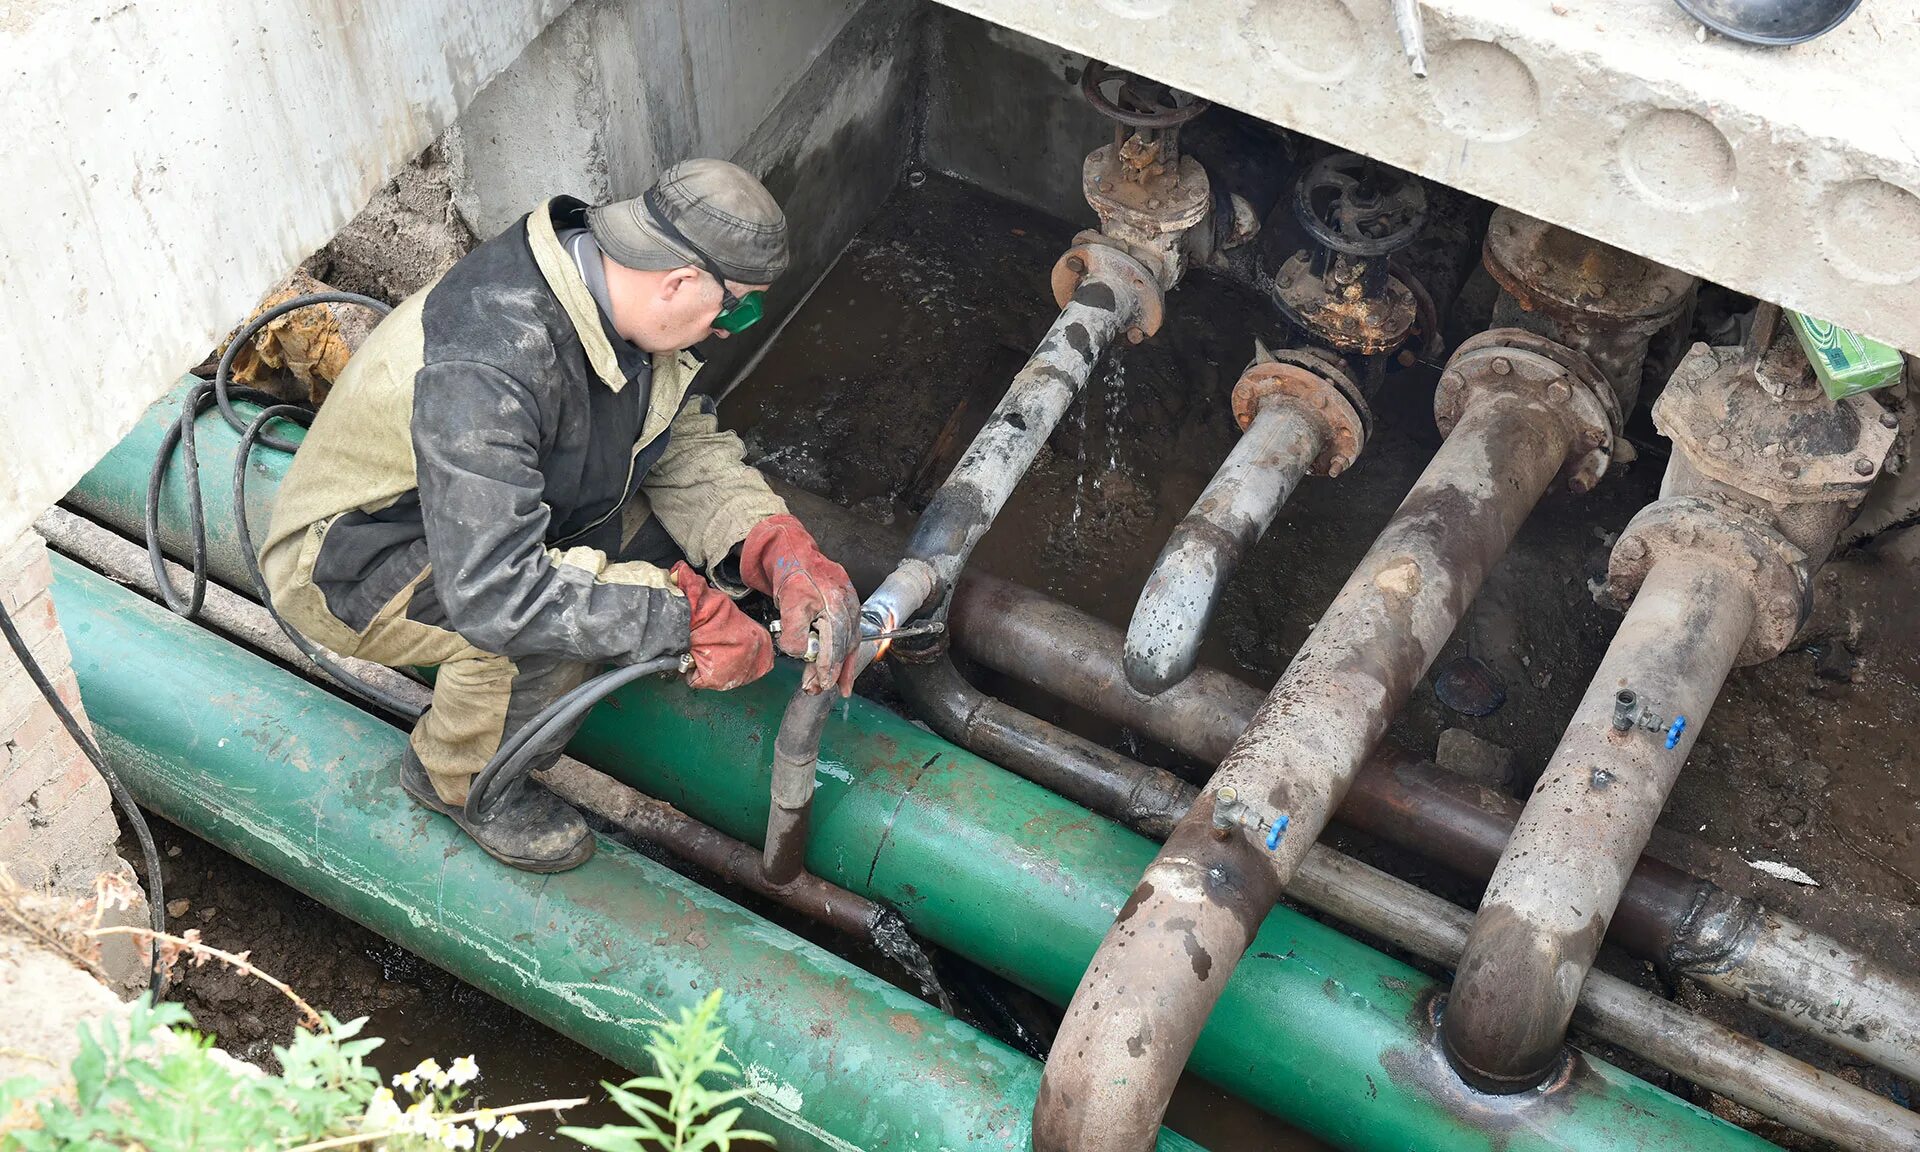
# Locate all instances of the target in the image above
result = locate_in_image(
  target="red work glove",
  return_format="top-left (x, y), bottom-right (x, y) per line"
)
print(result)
top-left (740, 514), bottom-right (860, 696)
top-left (671, 562), bottom-right (774, 691)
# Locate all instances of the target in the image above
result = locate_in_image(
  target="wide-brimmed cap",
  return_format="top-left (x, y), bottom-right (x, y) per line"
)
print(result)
top-left (588, 158), bottom-right (788, 285)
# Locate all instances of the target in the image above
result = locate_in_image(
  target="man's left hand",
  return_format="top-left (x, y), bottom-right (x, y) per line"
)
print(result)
top-left (740, 514), bottom-right (861, 695)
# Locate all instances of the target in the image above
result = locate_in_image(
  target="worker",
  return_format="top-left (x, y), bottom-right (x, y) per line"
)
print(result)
top-left (257, 159), bottom-right (860, 874)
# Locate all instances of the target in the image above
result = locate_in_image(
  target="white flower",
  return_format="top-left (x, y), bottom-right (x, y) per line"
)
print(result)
top-left (448, 1055), bottom-right (480, 1086)
top-left (404, 1101), bottom-right (442, 1137)
top-left (473, 1109), bottom-right (496, 1133)
top-left (439, 1122), bottom-right (476, 1149)
top-left (364, 1087), bottom-right (403, 1127)
top-left (392, 1070), bottom-right (419, 1093)
top-left (494, 1115), bottom-right (527, 1139)
top-left (411, 1058), bottom-right (443, 1085)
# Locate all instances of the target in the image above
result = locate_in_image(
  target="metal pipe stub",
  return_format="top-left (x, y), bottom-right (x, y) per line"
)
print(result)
top-left (1051, 240), bottom-right (1167, 345)
top-left (1438, 328), bottom-right (1620, 494)
top-left (1120, 349), bottom-right (1366, 695)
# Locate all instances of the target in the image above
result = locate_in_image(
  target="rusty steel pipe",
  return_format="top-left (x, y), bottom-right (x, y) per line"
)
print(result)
top-left (1124, 402), bottom-right (1323, 695)
top-left (898, 638), bottom-right (1920, 1152)
top-left (892, 652), bottom-right (1194, 840)
top-left (1445, 552), bottom-right (1757, 1093)
top-left (1034, 333), bottom-right (1618, 1152)
top-left (778, 486), bottom-right (1920, 1081)
top-left (904, 243), bottom-right (1161, 603)
top-left (760, 244), bottom-right (1163, 893)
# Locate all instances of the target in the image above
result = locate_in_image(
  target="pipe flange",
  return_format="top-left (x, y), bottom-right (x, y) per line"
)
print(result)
top-left (1436, 328), bottom-right (1621, 494)
top-left (1271, 251), bottom-right (1419, 356)
top-left (1483, 207), bottom-right (1696, 334)
top-left (1607, 495), bottom-right (1809, 665)
top-left (1053, 239), bottom-right (1167, 343)
top-left (1654, 341), bottom-right (1898, 509)
top-left (1231, 349), bottom-right (1370, 477)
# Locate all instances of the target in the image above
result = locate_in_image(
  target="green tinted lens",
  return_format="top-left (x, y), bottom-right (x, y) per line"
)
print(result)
top-left (714, 290), bottom-right (765, 334)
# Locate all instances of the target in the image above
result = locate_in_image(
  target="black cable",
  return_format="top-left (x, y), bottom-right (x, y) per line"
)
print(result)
top-left (147, 292), bottom-right (422, 721)
top-left (462, 655), bottom-right (685, 824)
top-left (145, 378), bottom-right (286, 617)
top-left (0, 601), bottom-right (167, 995)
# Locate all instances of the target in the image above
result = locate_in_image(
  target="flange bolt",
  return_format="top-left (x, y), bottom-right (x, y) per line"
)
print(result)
top-left (1854, 457), bottom-right (1877, 476)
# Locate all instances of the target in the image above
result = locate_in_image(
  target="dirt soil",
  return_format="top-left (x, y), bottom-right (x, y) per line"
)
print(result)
top-left (131, 816), bottom-right (634, 1146)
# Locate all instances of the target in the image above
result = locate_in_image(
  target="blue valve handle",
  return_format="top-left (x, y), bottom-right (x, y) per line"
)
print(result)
top-left (1265, 814), bottom-right (1290, 851)
top-left (1664, 715), bottom-right (1688, 750)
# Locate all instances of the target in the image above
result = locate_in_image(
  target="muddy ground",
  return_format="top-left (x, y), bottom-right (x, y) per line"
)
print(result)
top-left (134, 170), bottom-right (1915, 1151)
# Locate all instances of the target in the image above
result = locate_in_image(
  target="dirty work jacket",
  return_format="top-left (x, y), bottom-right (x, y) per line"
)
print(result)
top-left (258, 196), bottom-right (788, 667)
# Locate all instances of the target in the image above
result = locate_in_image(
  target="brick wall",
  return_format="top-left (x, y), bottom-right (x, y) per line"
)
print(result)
top-left (0, 530), bottom-right (126, 897)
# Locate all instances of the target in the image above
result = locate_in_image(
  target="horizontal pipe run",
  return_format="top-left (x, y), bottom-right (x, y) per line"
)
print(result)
top-left (62, 492), bottom-right (1891, 1148)
top-left (79, 385), bottom-right (1913, 1131)
top-left (1123, 401), bottom-right (1323, 694)
top-left (78, 395), bottom-right (1914, 1090)
top-left (1446, 553), bottom-right (1757, 1093)
top-left (780, 485), bottom-right (1920, 1084)
top-left (893, 652), bottom-right (1195, 840)
top-left (1038, 385), bottom-right (1589, 1152)
top-left (51, 555), bottom-right (1186, 1152)
top-left (895, 643), bottom-right (1919, 1151)
top-left (35, 507), bottom-right (891, 945)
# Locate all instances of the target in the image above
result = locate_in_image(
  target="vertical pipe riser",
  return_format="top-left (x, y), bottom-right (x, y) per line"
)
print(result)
top-left (1037, 384), bottom-right (1589, 1152)
top-left (1446, 554), bottom-right (1757, 1091)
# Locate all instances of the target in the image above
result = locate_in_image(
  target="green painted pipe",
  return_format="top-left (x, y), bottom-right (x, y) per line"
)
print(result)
top-left (69, 383), bottom-right (1777, 1152)
top-left (50, 555), bottom-right (1205, 1152)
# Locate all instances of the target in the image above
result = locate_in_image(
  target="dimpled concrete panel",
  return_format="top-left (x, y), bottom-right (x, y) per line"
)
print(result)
top-left (931, 0), bottom-right (1920, 353)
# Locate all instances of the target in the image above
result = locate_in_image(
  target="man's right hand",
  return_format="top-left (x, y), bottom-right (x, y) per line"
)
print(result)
top-left (671, 562), bottom-right (774, 691)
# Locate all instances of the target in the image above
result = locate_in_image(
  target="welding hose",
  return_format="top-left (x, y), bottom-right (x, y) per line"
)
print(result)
top-left (0, 600), bottom-right (167, 995)
top-left (462, 654), bottom-right (688, 825)
top-left (148, 292), bottom-right (426, 722)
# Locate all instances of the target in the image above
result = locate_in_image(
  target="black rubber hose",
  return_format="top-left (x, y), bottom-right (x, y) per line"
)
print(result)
top-left (144, 379), bottom-right (283, 617)
top-left (0, 600), bottom-right (167, 995)
top-left (463, 655), bottom-right (686, 824)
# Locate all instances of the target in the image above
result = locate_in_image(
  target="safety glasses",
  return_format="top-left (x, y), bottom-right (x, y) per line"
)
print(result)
top-left (712, 288), bottom-right (765, 334)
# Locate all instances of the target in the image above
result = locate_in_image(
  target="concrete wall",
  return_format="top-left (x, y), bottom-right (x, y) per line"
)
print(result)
top-left (930, 0), bottom-right (1920, 355)
top-left (0, 0), bottom-right (569, 549)
top-left (446, 0), bottom-right (919, 389)
top-left (921, 10), bottom-right (1110, 225)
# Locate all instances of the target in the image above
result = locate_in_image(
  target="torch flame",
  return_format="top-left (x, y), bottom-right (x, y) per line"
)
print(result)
top-left (872, 608), bottom-right (898, 661)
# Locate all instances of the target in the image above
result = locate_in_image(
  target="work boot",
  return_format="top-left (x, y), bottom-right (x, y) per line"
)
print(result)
top-left (399, 751), bottom-right (595, 873)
